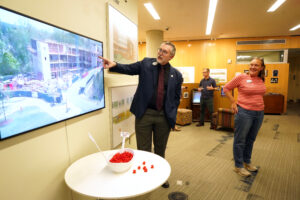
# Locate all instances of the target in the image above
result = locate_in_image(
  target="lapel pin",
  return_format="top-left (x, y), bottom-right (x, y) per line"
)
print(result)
top-left (171, 75), bottom-right (174, 78)
top-left (152, 62), bottom-right (158, 66)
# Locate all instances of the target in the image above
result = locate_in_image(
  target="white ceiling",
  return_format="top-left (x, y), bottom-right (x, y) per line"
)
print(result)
top-left (138, 0), bottom-right (300, 42)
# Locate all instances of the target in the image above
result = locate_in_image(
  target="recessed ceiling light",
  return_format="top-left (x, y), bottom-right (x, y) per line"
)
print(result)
top-left (144, 3), bottom-right (160, 20)
top-left (290, 24), bottom-right (300, 31)
top-left (206, 0), bottom-right (218, 35)
top-left (267, 0), bottom-right (286, 12)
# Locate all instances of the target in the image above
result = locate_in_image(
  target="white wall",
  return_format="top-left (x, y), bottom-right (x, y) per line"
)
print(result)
top-left (0, 0), bottom-right (138, 199)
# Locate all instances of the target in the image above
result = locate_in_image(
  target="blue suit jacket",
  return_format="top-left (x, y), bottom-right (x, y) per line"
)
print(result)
top-left (110, 57), bottom-right (183, 128)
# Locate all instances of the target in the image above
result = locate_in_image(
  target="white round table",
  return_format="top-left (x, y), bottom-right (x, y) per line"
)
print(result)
top-left (64, 149), bottom-right (171, 199)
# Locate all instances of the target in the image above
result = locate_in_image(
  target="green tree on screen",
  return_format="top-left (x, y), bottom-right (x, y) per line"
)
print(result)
top-left (0, 52), bottom-right (19, 75)
top-left (0, 21), bottom-right (33, 76)
top-left (8, 23), bottom-right (32, 74)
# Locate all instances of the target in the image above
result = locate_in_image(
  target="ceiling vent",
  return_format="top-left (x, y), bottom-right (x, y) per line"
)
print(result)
top-left (237, 39), bottom-right (286, 45)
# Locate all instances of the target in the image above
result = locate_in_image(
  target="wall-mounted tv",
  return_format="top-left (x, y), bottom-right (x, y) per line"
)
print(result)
top-left (221, 87), bottom-right (226, 96)
top-left (192, 90), bottom-right (201, 104)
top-left (220, 86), bottom-right (233, 97)
top-left (0, 7), bottom-right (105, 140)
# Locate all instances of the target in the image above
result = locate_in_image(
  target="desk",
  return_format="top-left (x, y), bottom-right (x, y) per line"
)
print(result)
top-left (263, 93), bottom-right (284, 114)
top-left (65, 150), bottom-right (171, 199)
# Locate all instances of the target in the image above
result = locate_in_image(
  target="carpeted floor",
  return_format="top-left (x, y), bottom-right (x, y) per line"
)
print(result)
top-left (126, 102), bottom-right (300, 200)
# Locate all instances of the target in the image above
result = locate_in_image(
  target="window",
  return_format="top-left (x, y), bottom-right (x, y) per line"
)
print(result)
top-left (236, 50), bottom-right (287, 64)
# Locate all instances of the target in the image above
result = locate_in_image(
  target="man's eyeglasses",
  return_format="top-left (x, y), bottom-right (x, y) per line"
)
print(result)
top-left (157, 48), bottom-right (169, 55)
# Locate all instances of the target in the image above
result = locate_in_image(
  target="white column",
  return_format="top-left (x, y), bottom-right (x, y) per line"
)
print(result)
top-left (146, 30), bottom-right (163, 57)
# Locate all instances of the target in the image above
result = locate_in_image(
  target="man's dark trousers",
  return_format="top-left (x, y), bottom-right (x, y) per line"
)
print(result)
top-left (199, 98), bottom-right (214, 125)
top-left (135, 109), bottom-right (171, 158)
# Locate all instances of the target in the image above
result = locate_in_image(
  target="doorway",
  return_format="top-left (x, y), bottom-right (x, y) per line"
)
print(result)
top-left (287, 48), bottom-right (300, 102)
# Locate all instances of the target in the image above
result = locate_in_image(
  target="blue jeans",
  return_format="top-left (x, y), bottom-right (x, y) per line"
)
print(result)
top-left (233, 106), bottom-right (264, 168)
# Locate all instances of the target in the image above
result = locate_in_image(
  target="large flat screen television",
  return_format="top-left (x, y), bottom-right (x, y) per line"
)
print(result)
top-left (0, 7), bottom-right (105, 140)
top-left (192, 90), bottom-right (201, 104)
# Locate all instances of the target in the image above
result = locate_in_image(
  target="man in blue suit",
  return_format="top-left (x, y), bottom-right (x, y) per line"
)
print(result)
top-left (99, 42), bottom-right (183, 188)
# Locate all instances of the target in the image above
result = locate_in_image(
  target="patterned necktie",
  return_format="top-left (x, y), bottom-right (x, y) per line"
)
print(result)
top-left (156, 66), bottom-right (165, 111)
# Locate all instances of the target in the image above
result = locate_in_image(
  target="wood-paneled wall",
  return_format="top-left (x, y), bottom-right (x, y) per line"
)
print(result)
top-left (179, 83), bottom-right (198, 109)
top-left (138, 36), bottom-right (300, 113)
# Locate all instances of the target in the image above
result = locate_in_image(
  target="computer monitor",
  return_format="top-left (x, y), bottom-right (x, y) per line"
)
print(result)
top-left (192, 90), bottom-right (201, 104)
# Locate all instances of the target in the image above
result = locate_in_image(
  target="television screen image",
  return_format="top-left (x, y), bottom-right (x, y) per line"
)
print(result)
top-left (221, 87), bottom-right (226, 96)
top-left (192, 90), bottom-right (201, 104)
top-left (0, 7), bottom-right (105, 140)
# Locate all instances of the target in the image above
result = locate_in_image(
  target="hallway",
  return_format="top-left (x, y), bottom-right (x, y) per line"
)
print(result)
top-left (128, 102), bottom-right (300, 200)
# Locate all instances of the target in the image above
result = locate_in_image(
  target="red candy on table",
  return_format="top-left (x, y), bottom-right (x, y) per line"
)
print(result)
top-left (132, 161), bottom-right (155, 174)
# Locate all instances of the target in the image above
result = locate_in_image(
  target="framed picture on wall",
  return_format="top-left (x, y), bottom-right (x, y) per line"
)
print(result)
top-left (221, 87), bottom-right (226, 96)
top-left (183, 92), bottom-right (189, 98)
top-left (270, 78), bottom-right (278, 83)
top-left (220, 86), bottom-right (234, 97)
top-left (273, 70), bottom-right (278, 77)
top-left (210, 69), bottom-right (227, 83)
top-left (108, 4), bottom-right (138, 64)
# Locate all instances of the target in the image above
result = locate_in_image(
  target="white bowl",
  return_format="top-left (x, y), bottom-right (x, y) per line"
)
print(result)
top-left (107, 148), bottom-right (134, 173)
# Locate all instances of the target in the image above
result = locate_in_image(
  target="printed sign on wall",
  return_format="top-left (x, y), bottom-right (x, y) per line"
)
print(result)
top-left (111, 85), bottom-right (137, 148)
top-left (210, 69), bottom-right (227, 83)
top-left (174, 66), bottom-right (195, 83)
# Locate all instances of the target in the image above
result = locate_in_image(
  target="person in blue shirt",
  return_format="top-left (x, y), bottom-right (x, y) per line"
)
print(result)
top-left (197, 68), bottom-right (217, 127)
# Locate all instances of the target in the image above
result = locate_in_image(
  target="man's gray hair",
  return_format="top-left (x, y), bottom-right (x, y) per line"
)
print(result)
top-left (203, 68), bottom-right (210, 73)
top-left (162, 41), bottom-right (176, 57)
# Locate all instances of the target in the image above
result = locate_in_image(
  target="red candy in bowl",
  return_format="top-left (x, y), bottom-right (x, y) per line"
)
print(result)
top-left (107, 148), bottom-right (134, 173)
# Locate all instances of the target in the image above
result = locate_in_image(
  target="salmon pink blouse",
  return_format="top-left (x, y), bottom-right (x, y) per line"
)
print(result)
top-left (223, 74), bottom-right (266, 111)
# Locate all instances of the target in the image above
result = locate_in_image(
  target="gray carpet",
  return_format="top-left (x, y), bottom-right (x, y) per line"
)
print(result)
top-left (126, 102), bottom-right (300, 200)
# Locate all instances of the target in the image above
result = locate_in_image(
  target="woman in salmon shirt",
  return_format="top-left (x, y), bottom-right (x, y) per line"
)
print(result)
top-left (224, 57), bottom-right (266, 177)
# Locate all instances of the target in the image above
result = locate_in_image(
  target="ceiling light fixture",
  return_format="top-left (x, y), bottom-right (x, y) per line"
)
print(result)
top-left (206, 0), bottom-right (218, 35)
top-left (290, 24), bottom-right (300, 31)
top-left (267, 0), bottom-right (286, 12)
top-left (144, 3), bottom-right (160, 20)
